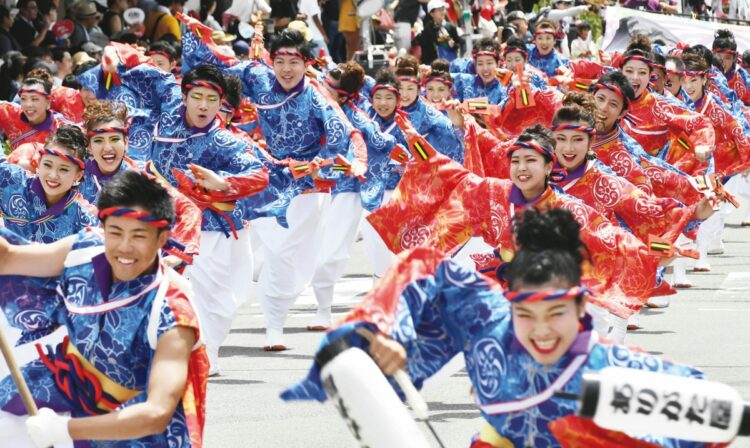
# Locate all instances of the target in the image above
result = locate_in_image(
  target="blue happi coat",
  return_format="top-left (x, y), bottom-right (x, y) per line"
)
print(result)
top-left (283, 249), bottom-right (711, 448)
top-left (527, 46), bottom-right (570, 78)
top-left (0, 228), bottom-right (205, 447)
top-left (452, 73), bottom-right (507, 104)
top-left (333, 97), bottom-right (397, 211)
top-left (78, 159), bottom-right (131, 205)
top-left (113, 63), bottom-right (277, 232)
top-left (77, 66), bottom-right (155, 163)
top-left (0, 161), bottom-right (97, 243)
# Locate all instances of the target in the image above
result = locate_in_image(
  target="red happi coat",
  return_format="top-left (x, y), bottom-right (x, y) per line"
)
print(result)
top-left (726, 67), bottom-right (750, 107)
top-left (621, 90), bottom-right (715, 176)
top-left (50, 86), bottom-right (85, 123)
top-left (489, 85), bottom-right (563, 137)
top-left (555, 160), bottom-right (695, 245)
top-left (366, 154), bottom-right (660, 317)
top-left (694, 92), bottom-right (750, 176)
top-left (592, 127), bottom-right (703, 206)
top-left (0, 103), bottom-right (71, 151)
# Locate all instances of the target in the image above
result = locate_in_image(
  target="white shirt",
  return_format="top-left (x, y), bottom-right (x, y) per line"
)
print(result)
top-left (298, 0), bottom-right (325, 43)
top-left (225, 0), bottom-right (272, 23)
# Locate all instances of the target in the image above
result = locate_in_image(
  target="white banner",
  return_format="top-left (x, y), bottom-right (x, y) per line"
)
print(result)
top-left (603, 6), bottom-right (750, 52)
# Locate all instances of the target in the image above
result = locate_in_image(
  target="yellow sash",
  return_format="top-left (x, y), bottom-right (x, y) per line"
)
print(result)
top-left (65, 342), bottom-right (141, 409)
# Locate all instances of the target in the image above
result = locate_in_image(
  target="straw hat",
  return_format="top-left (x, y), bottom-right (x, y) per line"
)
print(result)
top-left (286, 20), bottom-right (313, 42)
top-left (212, 30), bottom-right (237, 46)
top-left (72, 50), bottom-right (96, 66)
top-left (74, 1), bottom-right (102, 19)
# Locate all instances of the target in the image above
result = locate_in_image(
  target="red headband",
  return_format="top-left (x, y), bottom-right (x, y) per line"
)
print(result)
top-left (185, 80), bottom-right (223, 96)
top-left (325, 77), bottom-right (350, 97)
top-left (272, 49), bottom-right (307, 61)
top-left (219, 100), bottom-right (235, 114)
top-left (682, 69), bottom-right (709, 77)
top-left (590, 82), bottom-right (631, 108)
top-left (551, 124), bottom-right (596, 135)
top-left (652, 63), bottom-right (666, 73)
top-left (98, 207), bottom-right (171, 228)
top-left (88, 126), bottom-right (128, 136)
top-left (507, 140), bottom-right (556, 163)
top-left (19, 87), bottom-right (50, 98)
top-left (505, 286), bottom-right (589, 303)
top-left (713, 48), bottom-right (737, 56)
top-left (503, 47), bottom-right (528, 58)
top-left (421, 76), bottom-right (453, 88)
top-left (533, 30), bottom-right (558, 38)
top-left (620, 54), bottom-right (654, 70)
top-left (473, 50), bottom-right (499, 60)
top-left (370, 84), bottom-right (400, 97)
top-left (146, 50), bottom-right (173, 61)
top-left (397, 75), bottom-right (419, 85)
top-left (40, 147), bottom-right (85, 170)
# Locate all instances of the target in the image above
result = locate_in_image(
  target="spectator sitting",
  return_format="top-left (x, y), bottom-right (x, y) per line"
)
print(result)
top-left (69, 1), bottom-right (103, 51)
top-left (101, 0), bottom-right (129, 37)
top-left (0, 52), bottom-right (28, 100)
top-left (144, 0), bottom-right (184, 41)
top-left (51, 47), bottom-right (74, 86)
top-left (81, 41), bottom-right (104, 61)
top-left (10, 0), bottom-right (50, 49)
top-left (0, 6), bottom-right (21, 53)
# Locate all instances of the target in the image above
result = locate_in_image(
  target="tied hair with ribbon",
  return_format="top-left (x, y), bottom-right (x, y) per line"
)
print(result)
top-left (590, 82), bottom-right (631, 108)
top-left (40, 147), bottom-right (85, 170)
top-left (504, 285), bottom-right (590, 303)
top-left (87, 126), bottom-right (129, 137)
top-left (98, 207), bottom-right (172, 228)
top-left (19, 87), bottom-right (51, 98)
top-left (184, 80), bottom-right (224, 96)
top-left (370, 84), bottom-right (400, 98)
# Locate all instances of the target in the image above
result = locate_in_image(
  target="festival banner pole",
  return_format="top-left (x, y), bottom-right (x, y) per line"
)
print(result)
top-left (0, 327), bottom-right (38, 416)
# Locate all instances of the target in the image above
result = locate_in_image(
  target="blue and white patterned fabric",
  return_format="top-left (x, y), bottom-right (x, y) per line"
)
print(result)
top-left (0, 161), bottom-right (97, 243)
top-left (0, 228), bottom-right (196, 447)
top-left (78, 159), bottom-right (132, 205)
top-left (527, 46), bottom-right (570, 78)
top-left (77, 66), bottom-right (154, 164)
top-left (283, 254), bottom-right (710, 448)
top-left (332, 98), bottom-right (397, 211)
top-left (452, 73), bottom-right (506, 104)
top-left (114, 63), bottom-right (274, 232)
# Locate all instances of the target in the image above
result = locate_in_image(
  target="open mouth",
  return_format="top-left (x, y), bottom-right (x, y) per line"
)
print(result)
top-left (561, 154), bottom-right (577, 163)
top-left (115, 257), bottom-right (136, 266)
top-left (101, 153), bottom-right (118, 163)
top-left (44, 179), bottom-right (61, 189)
top-left (531, 338), bottom-right (560, 354)
top-left (515, 174), bottom-right (532, 182)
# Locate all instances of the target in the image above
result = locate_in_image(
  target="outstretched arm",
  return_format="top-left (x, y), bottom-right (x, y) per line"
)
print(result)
top-left (0, 234), bottom-right (75, 277)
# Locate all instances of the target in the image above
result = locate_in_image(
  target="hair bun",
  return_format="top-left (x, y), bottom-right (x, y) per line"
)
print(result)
top-left (715, 29), bottom-right (734, 39)
top-left (430, 59), bottom-right (450, 72)
top-left (515, 208), bottom-right (584, 263)
top-left (626, 34), bottom-right (652, 53)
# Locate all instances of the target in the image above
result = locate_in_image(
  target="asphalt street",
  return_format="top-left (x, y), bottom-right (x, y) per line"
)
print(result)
top-left (205, 204), bottom-right (750, 447)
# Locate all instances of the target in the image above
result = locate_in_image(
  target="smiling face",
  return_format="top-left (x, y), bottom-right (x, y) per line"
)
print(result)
top-left (511, 280), bottom-right (585, 365)
top-left (503, 51), bottom-right (525, 72)
top-left (56, 52), bottom-right (73, 78)
top-left (37, 144), bottom-right (84, 205)
top-left (681, 74), bottom-right (706, 102)
top-left (509, 147), bottom-right (551, 200)
top-left (475, 54), bottom-right (499, 85)
top-left (534, 32), bottom-right (556, 55)
top-left (714, 51), bottom-right (735, 74)
top-left (273, 49), bottom-right (307, 91)
top-left (103, 208), bottom-right (170, 283)
top-left (622, 59), bottom-right (651, 98)
top-left (593, 88), bottom-right (627, 133)
top-left (424, 80), bottom-right (451, 103)
top-left (664, 61), bottom-right (682, 96)
top-left (183, 86), bottom-right (221, 129)
top-left (372, 89), bottom-right (399, 119)
top-left (554, 125), bottom-right (591, 170)
top-left (399, 81), bottom-right (419, 108)
top-left (89, 120), bottom-right (127, 175)
top-left (20, 83), bottom-right (50, 125)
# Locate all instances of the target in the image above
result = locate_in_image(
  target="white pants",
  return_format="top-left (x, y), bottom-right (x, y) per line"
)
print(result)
top-left (253, 193), bottom-right (331, 331)
top-left (311, 193), bottom-right (364, 311)
top-left (184, 228), bottom-right (253, 356)
top-left (361, 190), bottom-right (397, 281)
